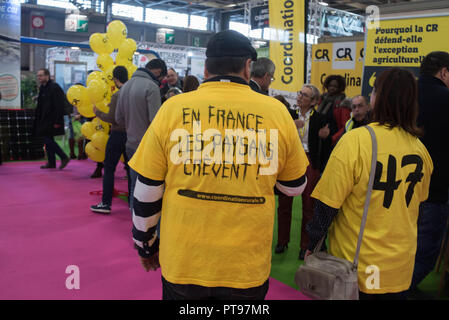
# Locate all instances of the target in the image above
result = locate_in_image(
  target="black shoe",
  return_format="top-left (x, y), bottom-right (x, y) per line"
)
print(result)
top-left (59, 158), bottom-right (70, 170)
top-left (299, 249), bottom-right (306, 260)
top-left (275, 244), bottom-right (288, 254)
top-left (70, 153), bottom-right (77, 160)
top-left (40, 163), bottom-right (56, 169)
top-left (91, 202), bottom-right (111, 214)
top-left (90, 167), bottom-right (102, 178)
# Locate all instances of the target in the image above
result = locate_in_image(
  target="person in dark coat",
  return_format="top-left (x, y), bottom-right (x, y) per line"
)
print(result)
top-left (249, 57), bottom-right (275, 95)
top-left (316, 75), bottom-right (350, 148)
top-left (160, 68), bottom-right (183, 103)
top-left (33, 68), bottom-right (70, 169)
top-left (409, 51), bottom-right (449, 299)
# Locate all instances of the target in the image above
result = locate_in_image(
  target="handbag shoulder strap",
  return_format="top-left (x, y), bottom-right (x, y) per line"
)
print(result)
top-left (352, 125), bottom-right (378, 269)
top-left (312, 125), bottom-right (377, 258)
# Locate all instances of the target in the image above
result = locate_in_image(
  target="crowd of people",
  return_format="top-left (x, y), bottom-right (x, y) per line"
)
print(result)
top-left (30, 30), bottom-right (449, 300)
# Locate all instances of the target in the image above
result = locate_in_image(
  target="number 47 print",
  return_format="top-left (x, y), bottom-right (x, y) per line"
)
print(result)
top-left (373, 154), bottom-right (424, 209)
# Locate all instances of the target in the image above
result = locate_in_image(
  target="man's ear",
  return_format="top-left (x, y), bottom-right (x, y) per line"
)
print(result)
top-left (204, 67), bottom-right (210, 80)
top-left (243, 59), bottom-right (252, 82)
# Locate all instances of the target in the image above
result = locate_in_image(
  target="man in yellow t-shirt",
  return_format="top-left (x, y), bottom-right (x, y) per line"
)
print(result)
top-left (128, 30), bottom-right (309, 300)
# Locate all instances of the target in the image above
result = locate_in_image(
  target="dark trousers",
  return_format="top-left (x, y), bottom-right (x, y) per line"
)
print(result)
top-left (300, 158), bottom-right (321, 250)
top-left (410, 201), bottom-right (449, 289)
top-left (277, 154), bottom-right (321, 249)
top-left (359, 290), bottom-right (407, 300)
top-left (126, 147), bottom-right (137, 211)
top-left (44, 136), bottom-right (68, 166)
top-left (162, 277), bottom-right (269, 300)
top-left (102, 131), bottom-right (128, 206)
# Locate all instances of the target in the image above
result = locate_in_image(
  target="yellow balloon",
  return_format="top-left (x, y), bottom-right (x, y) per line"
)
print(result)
top-left (95, 100), bottom-right (110, 113)
top-left (67, 85), bottom-right (89, 109)
top-left (91, 131), bottom-right (109, 151)
top-left (91, 117), bottom-right (110, 135)
top-left (99, 72), bottom-right (111, 88)
top-left (86, 71), bottom-right (102, 86)
top-left (106, 20), bottom-right (127, 49)
top-left (104, 89), bottom-right (113, 104)
top-left (104, 66), bottom-right (115, 86)
top-left (116, 51), bottom-right (134, 66)
top-left (85, 142), bottom-right (105, 163)
top-left (118, 38), bottom-right (137, 57)
top-left (89, 33), bottom-right (113, 55)
top-left (87, 79), bottom-right (108, 103)
top-left (96, 54), bottom-right (114, 72)
top-left (126, 64), bottom-right (138, 78)
top-left (81, 121), bottom-right (96, 140)
top-left (78, 104), bottom-right (95, 118)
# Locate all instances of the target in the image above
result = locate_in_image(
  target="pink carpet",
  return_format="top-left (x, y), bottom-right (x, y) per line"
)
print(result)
top-left (0, 160), bottom-right (309, 300)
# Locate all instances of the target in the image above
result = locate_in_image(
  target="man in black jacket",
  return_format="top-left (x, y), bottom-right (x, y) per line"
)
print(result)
top-left (33, 68), bottom-right (70, 170)
top-left (409, 51), bottom-right (449, 298)
top-left (249, 57), bottom-right (275, 95)
top-left (160, 68), bottom-right (183, 103)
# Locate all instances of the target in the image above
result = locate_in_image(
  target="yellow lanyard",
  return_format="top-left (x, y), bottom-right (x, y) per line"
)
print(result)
top-left (298, 108), bottom-right (314, 140)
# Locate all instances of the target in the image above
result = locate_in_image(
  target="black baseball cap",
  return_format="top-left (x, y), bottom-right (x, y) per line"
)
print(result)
top-left (206, 30), bottom-right (257, 61)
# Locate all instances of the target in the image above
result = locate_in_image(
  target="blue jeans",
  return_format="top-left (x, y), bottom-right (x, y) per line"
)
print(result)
top-left (410, 201), bottom-right (449, 289)
top-left (102, 131), bottom-right (128, 206)
top-left (44, 136), bottom-right (68, 166)
top-left (64, 115), bottom-right (74, 139)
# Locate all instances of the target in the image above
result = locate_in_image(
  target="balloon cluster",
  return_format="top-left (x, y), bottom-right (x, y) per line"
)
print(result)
top-left (66, 20), bottom-right (138, 163)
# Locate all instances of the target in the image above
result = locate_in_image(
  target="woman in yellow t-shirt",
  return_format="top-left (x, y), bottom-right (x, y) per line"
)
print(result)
top-left (306, 68), bottom-right (433, 300)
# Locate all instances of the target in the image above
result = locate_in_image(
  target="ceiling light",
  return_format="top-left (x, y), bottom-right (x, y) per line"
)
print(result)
top-left (318, 2), bottom-right (329, 6)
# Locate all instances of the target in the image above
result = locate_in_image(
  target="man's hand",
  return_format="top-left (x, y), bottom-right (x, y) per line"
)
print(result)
top-left (318, 124), bottom-right (330, 139)
top-left (295, 119), bottom-right (305, 129)
top-left (140, 252), bottom-right (160, 272)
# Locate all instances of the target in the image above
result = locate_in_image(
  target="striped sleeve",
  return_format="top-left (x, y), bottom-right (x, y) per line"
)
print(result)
top-left (132, 174), bottom-right (164, 258)
top-left (276, 174), bottom-right (307, 196)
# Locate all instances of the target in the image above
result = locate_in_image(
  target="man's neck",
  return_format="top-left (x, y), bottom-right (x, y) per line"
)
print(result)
top-left (206, 73), bottom-right (249, 83)
top-left (434, 74), bottom-right (449, 89)
top-left (251, 78), bottom-right (262, 89)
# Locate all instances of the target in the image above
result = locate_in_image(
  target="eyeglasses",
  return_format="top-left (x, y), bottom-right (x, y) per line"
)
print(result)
top-left (298, 91), bottom-right (312, 99)
top-left (352, 103), bottom-right (367, 109)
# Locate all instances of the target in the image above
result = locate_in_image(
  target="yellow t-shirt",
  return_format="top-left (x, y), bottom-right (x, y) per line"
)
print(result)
top-left (312, 123), bottom-right (433, 294)
top-left (129, 79), bottom-right (309, 288)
